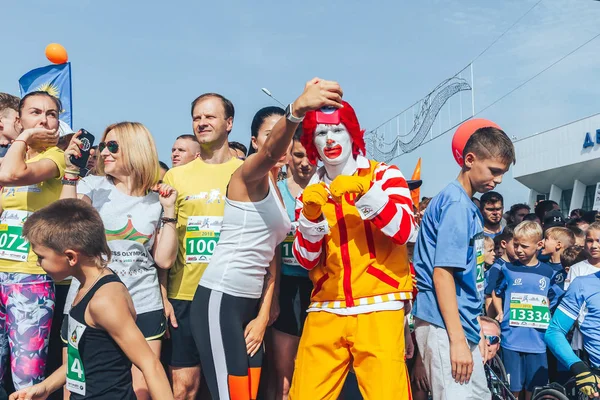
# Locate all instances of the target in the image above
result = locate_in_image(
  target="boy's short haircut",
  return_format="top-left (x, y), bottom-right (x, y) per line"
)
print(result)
top-left (544, 227), bottom-right (575, 248)
top-left (484, 236), bottom-right (494, 248)
top-left (479, 315), bottom-right (501, 332)
top-left (561, 245), bottom-right (586, 269)
top-left (494, 225), bottom-right (515, 247)
top-left (480, 191), bottom-right (504, 208)
top-left (0, 93), bottom-right (19, 115)
top-left (494, 232), bottom-right (508, 247)
top-left (504, 224), bottom-right (516, 234)
top-left (513, 221), bottom-right (543, 242)
top-left (498, 224), bottom-right (516, 243)
top-left (462, 127), bottom-right (516, 166)
top-left (23, 199), bottom-right (111, 266)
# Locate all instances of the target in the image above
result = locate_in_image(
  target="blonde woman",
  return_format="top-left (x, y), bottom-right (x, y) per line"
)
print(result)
top-left (60, 122), bottom-right (178, 400)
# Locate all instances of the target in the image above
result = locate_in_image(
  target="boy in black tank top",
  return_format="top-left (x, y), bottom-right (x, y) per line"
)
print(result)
top-left (10, 199), bottom-right (173, 400)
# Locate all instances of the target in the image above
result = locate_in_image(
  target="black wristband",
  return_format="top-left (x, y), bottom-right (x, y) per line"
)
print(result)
top-left (160, 217), bottom-right (177, 224)
top-left (571, 361), bottom-right (590, 376)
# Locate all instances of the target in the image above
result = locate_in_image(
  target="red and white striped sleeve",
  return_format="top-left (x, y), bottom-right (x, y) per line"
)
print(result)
top-left (292, 193), bottom-right (329, 271)
top-left (354, 163), bottom-right (416, 245)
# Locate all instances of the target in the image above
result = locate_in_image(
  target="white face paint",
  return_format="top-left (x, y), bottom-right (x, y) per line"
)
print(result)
top-left (314, 123), bottom-right (353, 166)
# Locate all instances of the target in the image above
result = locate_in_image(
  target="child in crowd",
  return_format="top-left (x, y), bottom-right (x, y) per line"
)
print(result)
top-left (541, 227), bottom-right (575, 273)
top-left (483, 236), bottom-right (496, 287)
top-left (493, 234), bottom-right (505, 260)
top-left (413, 126), bottom-right (515, 399)
top-left (496, 221), bottom-right (554, 399)
top-left (564, 222), bottom-right (600, 290)
top-left (484, 236), bottom-right (496, 267)
top-left (485, 226), bottom-right (516, 318)
top-left (10, 199), bottom-right (173, 400)
top-left (561, 245), bottom-right (586, 275)
top-left (549, 245), bottom-right (586, 310)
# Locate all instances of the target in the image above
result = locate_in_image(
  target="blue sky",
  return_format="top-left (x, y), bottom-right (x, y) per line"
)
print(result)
top-left (3, 0), bottom-right (600, 207)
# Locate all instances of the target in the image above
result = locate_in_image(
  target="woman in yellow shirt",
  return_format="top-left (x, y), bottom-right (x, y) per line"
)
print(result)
top-left (0, 91), bottom-right (66, 390)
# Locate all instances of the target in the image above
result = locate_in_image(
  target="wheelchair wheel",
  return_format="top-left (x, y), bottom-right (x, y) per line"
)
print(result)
top-left (489, 354), bottom-right (508, 384)
top-left (485, 356), bottom-right (516, 400)
top-left (531, 388), bottom-right (570, 400)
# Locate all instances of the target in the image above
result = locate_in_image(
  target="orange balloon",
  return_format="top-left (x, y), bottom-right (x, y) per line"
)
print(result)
top-left (451, 119), bottom-right (501, 166)
top-left (45, 43), bottom-right (68, 64)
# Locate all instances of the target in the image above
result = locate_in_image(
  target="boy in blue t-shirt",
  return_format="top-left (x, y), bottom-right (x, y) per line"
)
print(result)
top-left (497, 221), bottom-right (554, 399)
top-left (413, 126), bottom-right (515, 400)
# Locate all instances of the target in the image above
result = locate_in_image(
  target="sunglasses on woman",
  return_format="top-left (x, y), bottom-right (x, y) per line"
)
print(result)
top-left (98, 140), bottom-right (119, 154)
top-left (485, 335), bottom-right (501, 345)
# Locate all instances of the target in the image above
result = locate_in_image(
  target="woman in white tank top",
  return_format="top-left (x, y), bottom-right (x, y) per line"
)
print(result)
top-left (190, 78), bottom-right (344, 400)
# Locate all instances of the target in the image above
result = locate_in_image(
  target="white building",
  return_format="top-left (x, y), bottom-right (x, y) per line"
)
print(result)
top-left (512, 112), bottom-right (600, 214)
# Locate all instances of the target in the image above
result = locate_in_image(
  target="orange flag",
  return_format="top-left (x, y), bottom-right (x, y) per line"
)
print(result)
top-left (411, 158), bottom-right (421, 209)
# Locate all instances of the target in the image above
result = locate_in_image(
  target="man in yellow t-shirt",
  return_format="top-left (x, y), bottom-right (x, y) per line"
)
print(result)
top-left (161, 92), bottom-right (242, 400)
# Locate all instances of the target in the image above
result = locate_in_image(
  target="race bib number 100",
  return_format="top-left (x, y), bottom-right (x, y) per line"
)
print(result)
top-left (509, 292), bottom-right (551, 329)
top-left (0, 210), bottom-right (31, 262)
top-left (185, 216), bottom-right (223, 264)
top-left (281, 222), bottom-right (300, 266)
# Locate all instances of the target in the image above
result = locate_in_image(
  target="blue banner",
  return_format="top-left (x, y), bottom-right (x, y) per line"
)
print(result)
top-left (18, 63), bottom-right (73, 128)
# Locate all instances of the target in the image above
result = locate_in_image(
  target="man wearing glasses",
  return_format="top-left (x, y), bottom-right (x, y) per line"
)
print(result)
top-left (480, 316), bottom-right (501, 360)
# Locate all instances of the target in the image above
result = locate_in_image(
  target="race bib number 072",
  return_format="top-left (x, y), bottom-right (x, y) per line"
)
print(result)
top-left (0, 210), bottom-right (31, 262)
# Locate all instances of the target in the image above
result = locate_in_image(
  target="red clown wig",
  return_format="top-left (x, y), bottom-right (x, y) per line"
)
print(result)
top-left (301, 100), bottom-right (366, 164)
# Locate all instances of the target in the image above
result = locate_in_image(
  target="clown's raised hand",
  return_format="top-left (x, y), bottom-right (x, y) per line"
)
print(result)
top-left (330, 175), bottom-right (372, 200)
top-left (302, 182), bottom-right (329, 220)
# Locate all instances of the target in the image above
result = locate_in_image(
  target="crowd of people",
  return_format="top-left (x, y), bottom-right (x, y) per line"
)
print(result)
top-left (0, 78), bottom-right (598, 400)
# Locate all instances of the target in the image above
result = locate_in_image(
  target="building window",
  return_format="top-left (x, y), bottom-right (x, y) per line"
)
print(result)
top-left (582, 185), bottom-right (596, 211)
top-left (560, 189), bottom-right (573, 214)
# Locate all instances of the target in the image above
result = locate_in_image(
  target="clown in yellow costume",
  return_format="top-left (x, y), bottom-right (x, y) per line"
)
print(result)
top-left (290, 101), bottom-right (417, 399)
